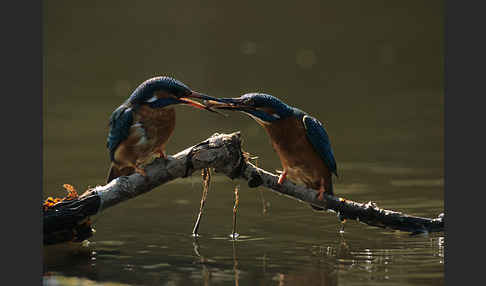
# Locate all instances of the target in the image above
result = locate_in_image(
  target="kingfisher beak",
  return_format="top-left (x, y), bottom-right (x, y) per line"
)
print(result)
top-left (179, 91), bottom-right (228, 116)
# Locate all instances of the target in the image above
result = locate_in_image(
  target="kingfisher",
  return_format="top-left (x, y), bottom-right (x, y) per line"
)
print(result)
top-left (106, 76), bottom-right (223, 183)
top-left (206, 93), bottom-right (338, 207)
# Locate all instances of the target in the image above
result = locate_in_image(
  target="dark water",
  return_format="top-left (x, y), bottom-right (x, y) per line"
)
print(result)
top-left (43, 1), bottom-right (444, 285)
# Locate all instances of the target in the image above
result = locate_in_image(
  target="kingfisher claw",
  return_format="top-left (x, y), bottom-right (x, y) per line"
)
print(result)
top-left (134, 166), bottom-right (147, 177)
top-left (155, 149), bottom-right (167, 160)
top-left (317, 178), bottom-right (326, 200)
top-left (277, 170), bottom-right (287, 184)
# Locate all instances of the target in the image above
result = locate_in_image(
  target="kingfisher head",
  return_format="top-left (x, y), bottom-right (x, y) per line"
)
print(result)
top-left (126, 76), bottom-right (223, 113)
top-left (205, 93), bottom-right (295, 125)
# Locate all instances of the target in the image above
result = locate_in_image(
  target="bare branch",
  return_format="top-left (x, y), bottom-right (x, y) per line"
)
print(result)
top-left (43, 132), bottom-right (443, 245)
top-left (238, 162), bottom-right (444, 234)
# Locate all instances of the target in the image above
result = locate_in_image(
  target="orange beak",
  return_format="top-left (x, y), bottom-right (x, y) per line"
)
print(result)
top-left (178, 97), bottom-right (210, 110)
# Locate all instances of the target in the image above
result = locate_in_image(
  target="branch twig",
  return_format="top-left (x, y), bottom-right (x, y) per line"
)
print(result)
top-left (231, 186), bottom-right (240, 239)
top-left (192, 168), bottom-right (211, 236)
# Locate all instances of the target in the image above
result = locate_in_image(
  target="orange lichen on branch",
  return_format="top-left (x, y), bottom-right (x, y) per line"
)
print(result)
top-left (43, 184), bottom-right (80, 211)
top-left (62, 184), bottom-right (79, 200)
top-left (42, 197), bottom-right (63, 210)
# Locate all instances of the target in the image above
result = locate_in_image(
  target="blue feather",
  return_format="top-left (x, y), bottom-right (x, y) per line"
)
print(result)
top-left (233, 93), bottom-right (295, 122)
top-left (127, 76), bottom-right (191, 105)
top-left (302, 115), bottom-right (338, 176)
top-left (147, 97), bottom-right (180, 108)
top-left (106, 77), bottom-right (193, 162)
top-left (106, 104), bottom-right (134, 162)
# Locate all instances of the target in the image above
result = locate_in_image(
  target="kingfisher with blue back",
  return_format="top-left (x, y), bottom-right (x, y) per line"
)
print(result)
top-left (206, 93), bottom-right (338, 208)
top-left (106, 76), bottom-right (223, 183)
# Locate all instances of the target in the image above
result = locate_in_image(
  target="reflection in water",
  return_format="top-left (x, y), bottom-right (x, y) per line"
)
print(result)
top-left (232, 241), bottom-right (240, 286)
top-left (192, 235), bottom-right (340, 286)
top-left (192, 240), bottom-right (211, 286)
top-left (273, 270), bottom-right (337, 286)
top-left (191, 237), bottom-right (247, 286)
top-left (43, 231), bottom-right (444, 286)
top-left (273, 239), bottom-right (340, 286)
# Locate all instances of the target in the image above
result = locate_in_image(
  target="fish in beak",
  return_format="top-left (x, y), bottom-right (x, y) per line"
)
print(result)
top-left (203, 98), bottom-right (253, 111)
top-left (179, 91), bottom-right (228, 116)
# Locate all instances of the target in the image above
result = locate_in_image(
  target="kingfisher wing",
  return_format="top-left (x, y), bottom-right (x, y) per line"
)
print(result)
top-left (302, 115), bottom-right (338, 176)
top-left (106, 104), bottom-right (134, 161)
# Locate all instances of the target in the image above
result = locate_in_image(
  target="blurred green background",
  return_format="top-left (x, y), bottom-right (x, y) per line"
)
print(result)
top-left (43, 1), bottom-right (443, 285)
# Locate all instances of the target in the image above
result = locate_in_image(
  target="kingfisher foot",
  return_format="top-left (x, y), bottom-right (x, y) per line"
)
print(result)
top-left (317, 178), bottom-right (326, 201)
top-left (137, 154), bottom-right (159, 170)
top-left (309, 183), bottom-right (327, 211)
top-left (277, 170), bottom-right (287, 185)
top-left (155, 149), bottom-right (167, 160)
top-left (134, 166), bottom-right (147, 177)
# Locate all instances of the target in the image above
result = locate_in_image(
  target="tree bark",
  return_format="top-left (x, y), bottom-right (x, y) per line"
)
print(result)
top-left (43, 132), bottom-right (444, 245)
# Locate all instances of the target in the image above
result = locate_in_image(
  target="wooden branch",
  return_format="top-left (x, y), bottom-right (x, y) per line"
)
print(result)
top-left (43, 132), bottom-right (244, 245)
top-left (43, 132), bottom-right (444, 245)
top-left (238, 162), bottom-right (444, 234)
top-left (79, 132), bottom-right (244, 212)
